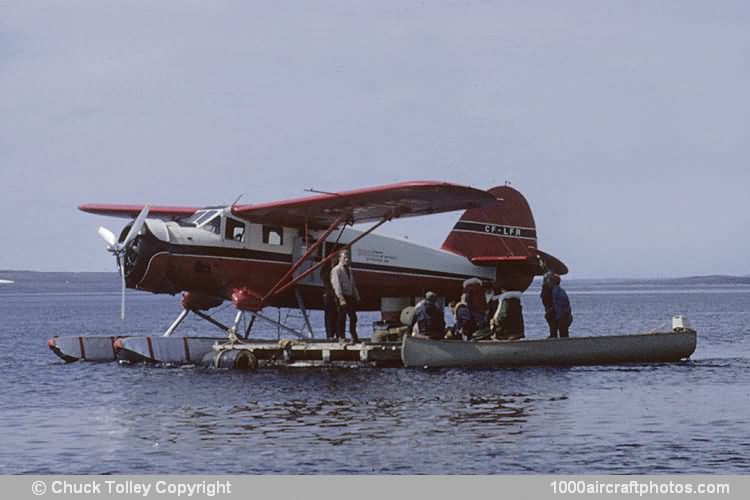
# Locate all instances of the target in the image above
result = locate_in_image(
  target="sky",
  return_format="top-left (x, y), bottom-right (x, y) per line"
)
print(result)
top-left (1, 1), bottom-right (749, 278)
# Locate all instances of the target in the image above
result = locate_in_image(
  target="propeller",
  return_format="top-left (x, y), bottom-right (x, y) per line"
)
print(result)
top-left (97, 205), bottom-right (150, 320)
top-left (97, 227), bottom-right (117, 250)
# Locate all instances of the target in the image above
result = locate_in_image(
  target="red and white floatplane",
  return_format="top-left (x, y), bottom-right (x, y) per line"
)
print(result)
top-left (49, 181), bottom-right (695, 369)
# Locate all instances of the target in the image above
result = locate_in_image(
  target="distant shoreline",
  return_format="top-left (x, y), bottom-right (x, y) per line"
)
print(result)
top-left (1, 270), bottom-right (749, 286)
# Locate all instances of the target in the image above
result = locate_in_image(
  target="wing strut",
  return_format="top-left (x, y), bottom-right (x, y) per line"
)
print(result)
top-left (262, 214), bottom-right (347, 302)
top-left (262, 216), bottom-right (391, 304)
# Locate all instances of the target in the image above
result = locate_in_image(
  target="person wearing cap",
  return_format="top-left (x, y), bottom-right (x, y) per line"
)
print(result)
top-left (551, 274), bottom-right (573, 338)
top-left (452, 293), bottom-right (477, 339)
top-left (330, 248), bottom-right (360, 342)
top-left (408, 291), bottom-right (446, 340)
top-left (490, 287), bottom-right (525, 340)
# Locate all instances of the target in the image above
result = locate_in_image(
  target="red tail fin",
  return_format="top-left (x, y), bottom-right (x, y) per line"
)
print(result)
top-left (441, 185), bottom-right (567, 291)
top-left (442, 185), bottom-right (537, 262)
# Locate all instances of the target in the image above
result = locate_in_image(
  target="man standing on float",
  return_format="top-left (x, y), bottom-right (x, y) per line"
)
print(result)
top-left (330, 248), bottom-right (360, 342)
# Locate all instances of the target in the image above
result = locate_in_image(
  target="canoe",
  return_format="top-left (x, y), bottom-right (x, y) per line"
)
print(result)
top-left (401, 329), bottom-right (697, 368)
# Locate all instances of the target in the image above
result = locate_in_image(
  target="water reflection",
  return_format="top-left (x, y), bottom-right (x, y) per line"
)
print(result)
top-left (451, 394), bottom-right (531, 426)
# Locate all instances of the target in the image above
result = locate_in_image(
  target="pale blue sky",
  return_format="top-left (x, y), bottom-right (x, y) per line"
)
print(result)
top-left (1, 1), bottom-right (748, 278)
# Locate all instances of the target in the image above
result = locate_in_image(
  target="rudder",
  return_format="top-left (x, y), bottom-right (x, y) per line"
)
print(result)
top-left (442, 185), bottom-right (537, 262)
top-left (442, 185), bottom-right (566, 291)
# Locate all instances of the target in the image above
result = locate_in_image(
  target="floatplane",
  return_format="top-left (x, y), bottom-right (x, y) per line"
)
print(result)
top-left (49, 181), bottom-right (695, 368)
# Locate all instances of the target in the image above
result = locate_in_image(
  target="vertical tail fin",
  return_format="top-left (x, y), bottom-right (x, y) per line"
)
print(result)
top-left (442, 185), bottom-right (538, 262)
top-left (443, 185), bottom-right (568, 291)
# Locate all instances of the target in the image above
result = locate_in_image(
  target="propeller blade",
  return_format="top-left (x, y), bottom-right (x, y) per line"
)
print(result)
top-left (119, 254), bottom-right (126, 320)
top-left (97, 226), bottom-right (117, 250)
top-left (122, 205), bottom-right (150, 248)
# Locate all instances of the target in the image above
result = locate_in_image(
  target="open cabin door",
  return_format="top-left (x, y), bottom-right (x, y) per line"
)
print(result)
top-left (292, 236), bottom-right (324, 287)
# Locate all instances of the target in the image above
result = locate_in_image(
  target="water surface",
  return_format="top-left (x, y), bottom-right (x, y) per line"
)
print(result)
top-left (1, 274), bottom-right (748, 473)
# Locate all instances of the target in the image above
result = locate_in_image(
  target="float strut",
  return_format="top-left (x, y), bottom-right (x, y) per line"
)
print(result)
top-left (295, 287), bottom-right (315, 339)
top-left (163, 309), bottom-right (190, 337)
top-left (243, 314), bottom-right (257, 339)
top-left (229, 311), bottom-right (244, 341)
top-left (193, 310), bottom-right (232, 332)
top-left (251, 311), bottom-right (306, 339)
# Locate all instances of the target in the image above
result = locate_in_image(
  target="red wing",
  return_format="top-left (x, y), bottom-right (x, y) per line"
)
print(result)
top-left (231, 181), bottom-right (496, 228)
top-left (79, 204), bottom-right (200, 219)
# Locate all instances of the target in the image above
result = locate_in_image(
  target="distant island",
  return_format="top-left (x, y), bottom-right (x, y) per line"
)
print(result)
top-left (640, 275), bottom-right (750, 285)
top-left (1, 270), bottom-right (749, 288)
top-left (568, 275), bottom-right (750, 286)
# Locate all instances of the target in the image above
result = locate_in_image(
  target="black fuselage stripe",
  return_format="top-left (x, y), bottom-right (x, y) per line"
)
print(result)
top-left (157, 243), bottom-right (484, 282)
top-left (169, 243), bottom-right (293, 263)
top-left (352, 262), bottom-right (475, 280)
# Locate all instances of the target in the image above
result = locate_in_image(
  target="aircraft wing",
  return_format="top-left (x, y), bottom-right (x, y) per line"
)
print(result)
top-left (78, 204), bottom-right (199, 219)
top-left (231, 181), bottom-right (497, 228)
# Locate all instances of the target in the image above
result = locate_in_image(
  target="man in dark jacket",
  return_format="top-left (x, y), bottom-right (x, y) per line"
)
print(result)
top-left (551, 274), bottom-right (573, 338)
top-left (541, 272), bottom-right (558, 338)
top-left (452, 293), bottom-right (477, 339)
top-left (409, 291), bottom-right (446, 340)
top-left (490, 289), bottom-right (525, 340)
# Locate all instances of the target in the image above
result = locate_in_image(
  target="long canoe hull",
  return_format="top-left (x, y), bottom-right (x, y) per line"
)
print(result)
top-left (401, 330), bottom-right (697, 368)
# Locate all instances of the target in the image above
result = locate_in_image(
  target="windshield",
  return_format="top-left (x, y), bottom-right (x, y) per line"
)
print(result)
top-left (178, 210), bottom-right (220, 227)
top-left (201, 214), bottom-right (221, 234)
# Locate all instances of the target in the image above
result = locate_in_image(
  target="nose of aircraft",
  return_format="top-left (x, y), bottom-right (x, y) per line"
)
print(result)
top-left (94, 205), bottom-right (153, 319)
top-left (120, 223), bottom-right (163, 288)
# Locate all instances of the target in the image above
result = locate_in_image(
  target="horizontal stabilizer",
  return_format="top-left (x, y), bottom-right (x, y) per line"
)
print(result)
top-left (470, 256), bottom-right (530, 265)
top-left (537, 249), bottom-right (568, 276)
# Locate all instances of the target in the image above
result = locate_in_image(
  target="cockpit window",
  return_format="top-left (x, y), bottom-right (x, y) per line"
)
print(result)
top-left (225, 218), bottom-right (246, 241)
top-left (262, 225), bottom-right (283, 246)
top-left (179, 209), bottom-right (220, 227)
top-left (202, 214), bottom-right (221, 234)
top-left (196, 211), bottom-right (218, 226)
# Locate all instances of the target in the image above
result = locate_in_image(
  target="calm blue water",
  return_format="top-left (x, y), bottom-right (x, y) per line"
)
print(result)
top-left (0, 273), bottom-right (748, 474)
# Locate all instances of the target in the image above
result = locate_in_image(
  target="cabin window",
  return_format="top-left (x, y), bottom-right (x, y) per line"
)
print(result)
top-left (225, 218), bottom-right (246, 241)
top-left (262, 225), bottom-right (284, 246)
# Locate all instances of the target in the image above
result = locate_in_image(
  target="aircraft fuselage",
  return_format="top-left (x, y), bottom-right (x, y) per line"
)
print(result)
top-left (122, 209), bottom-right (496, 311)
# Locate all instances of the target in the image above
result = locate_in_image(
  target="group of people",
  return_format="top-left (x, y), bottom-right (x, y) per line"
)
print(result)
top-left (409, 273), bottom-right (573, 341)
top-left (321, 247), bottom-right (573, 342)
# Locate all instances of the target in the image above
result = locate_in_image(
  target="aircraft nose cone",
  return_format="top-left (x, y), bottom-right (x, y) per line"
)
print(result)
top-left (120, 229), bottom-right (161, 288)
